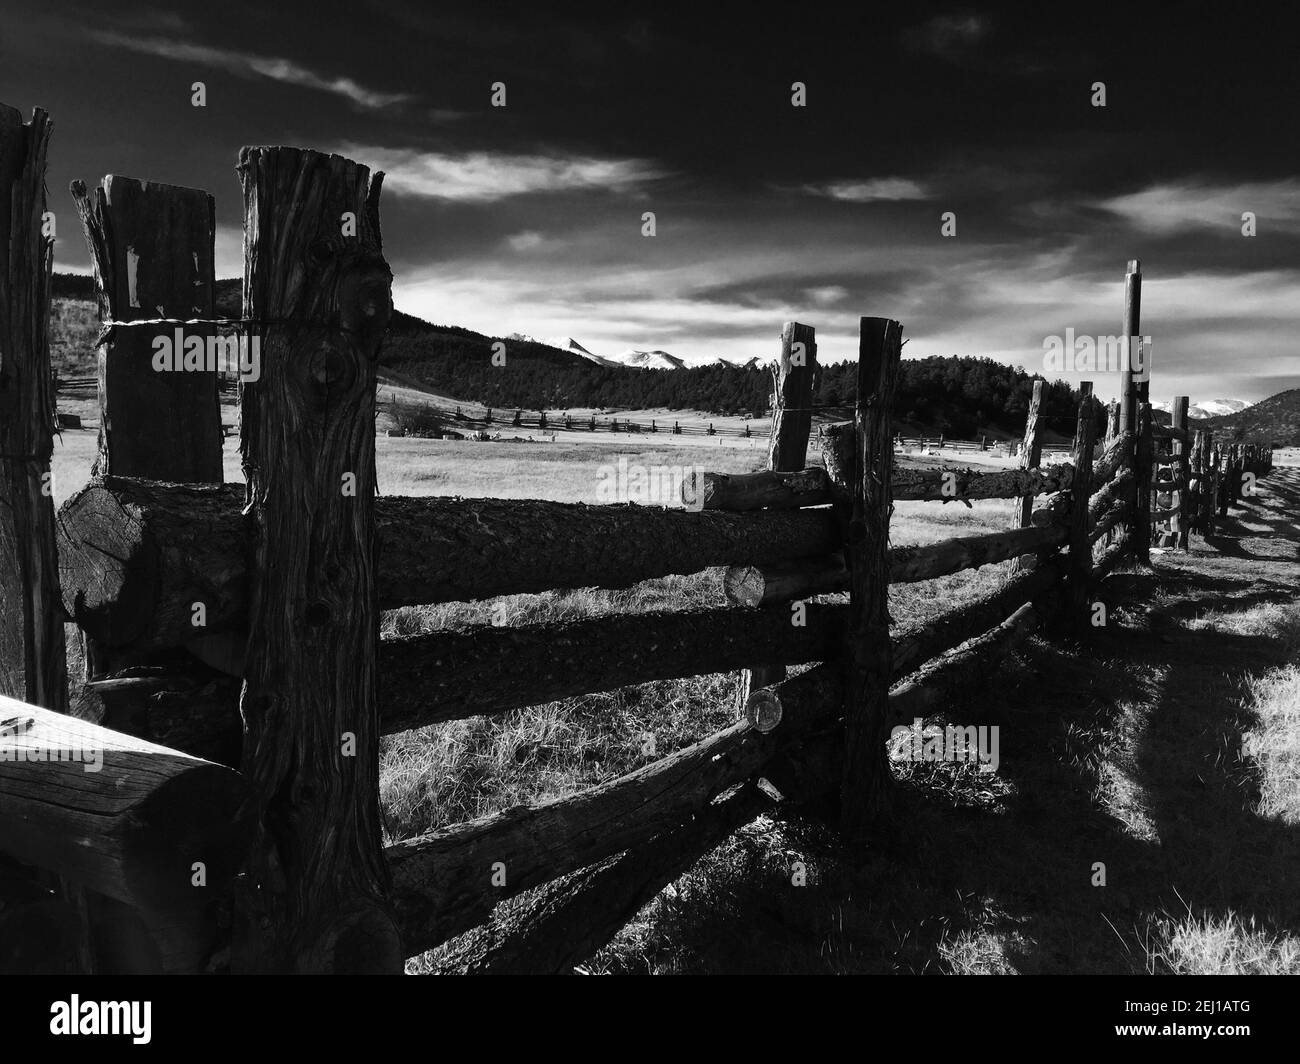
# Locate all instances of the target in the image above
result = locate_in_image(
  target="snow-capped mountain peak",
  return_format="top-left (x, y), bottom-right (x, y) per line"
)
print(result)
top-left (1152, 398), bottom-right (1251, 419)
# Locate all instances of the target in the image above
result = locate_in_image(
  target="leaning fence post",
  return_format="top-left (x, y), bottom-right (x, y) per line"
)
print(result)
top-left (841, 317), bottom-right (902, 842)
top-left (1013, 380), bottom-right (1044, 572)
top-left (70, 176), bottom-right (222, 482)
top-left (232, 147), bottom-right (400, 973)
top-left (736, 323), bottom-right (816, 713)
top-left (0, 103), bottom-right (93, 974)
top-left (1067, 383), bottom-right (1096, 625)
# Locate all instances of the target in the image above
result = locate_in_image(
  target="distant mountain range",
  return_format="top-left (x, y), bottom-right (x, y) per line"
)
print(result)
top-left (1200, 390), bottom-right (1300, 446)
top-left (1153, 398), bottom-right (1252, 420)
top-left (505, 333), bottom-right (757, 371)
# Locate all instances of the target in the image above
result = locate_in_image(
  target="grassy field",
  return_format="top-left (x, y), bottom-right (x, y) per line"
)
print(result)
top-left (50, 300), bottom-right (1300, 974)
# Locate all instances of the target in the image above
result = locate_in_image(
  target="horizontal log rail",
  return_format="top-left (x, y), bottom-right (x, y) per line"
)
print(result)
top-left (889, 463), bottom-right (1073, 502)
top-left (682, 468), bottom-right (832, 510)
top-left (887, 602), bottom-right (1041, 723)
top-left (58, 477), bottom-right (842, 649)
top-left (380, 603), bottom-right (847, 732)
top-left (686, 461), bottom-right (1074, 512)
top-left (726, 524), bottom-right (1066, 604)
top-left (386, 662), bottom-right (842, 955)
top-left (0, 696), bottom-right (246, 973)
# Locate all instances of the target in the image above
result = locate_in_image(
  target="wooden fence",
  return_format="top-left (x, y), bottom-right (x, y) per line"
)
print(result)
top-left (0, 109), bottom-right (1278, 973)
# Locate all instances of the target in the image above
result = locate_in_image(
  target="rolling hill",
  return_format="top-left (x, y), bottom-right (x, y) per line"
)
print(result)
top-left (1201, 389), bottom-right (1300, 446)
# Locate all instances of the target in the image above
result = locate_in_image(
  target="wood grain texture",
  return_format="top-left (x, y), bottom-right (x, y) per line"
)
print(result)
top-left (1013, 380), bottom-right (1045, 571)
top-left (741, 323), bottom-right (820, 707)
top-left (0, 696), bottom-right (245, 972)
top-left (841, 316), bottom-right (901, 841)
top-left (388, 663), bottom-right (843, 955)
top-left (58, 480), bottom-right (843, 648)
top-left (1067, 384), bottom-right (1096, 624)
top-left (69, 176), bottom-right (222, 482)
top-left (232, 146), bottom-right (399, 973)
top-left (428, 783), bottom-right (772, 974)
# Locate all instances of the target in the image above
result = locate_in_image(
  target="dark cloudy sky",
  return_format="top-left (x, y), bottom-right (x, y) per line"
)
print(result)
top-left (3, 2), bottom-right (1297, 402)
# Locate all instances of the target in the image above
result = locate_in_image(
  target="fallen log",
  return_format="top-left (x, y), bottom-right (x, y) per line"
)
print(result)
top-left (0, 696), bottom-right (246, 973)
top-left (380, 604), bottom-right (847, 733)
top-left (387, 662), bottom-right (841, 955)
top-left (428, 782), bottom-right (772, 974)
top-left (58, 477), bottom-right (842, 649)
top-left (682, 468), bottom-right (831, 510)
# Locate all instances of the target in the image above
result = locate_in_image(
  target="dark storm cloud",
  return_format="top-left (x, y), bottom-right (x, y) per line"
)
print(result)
top-left (1, 1), bottom-right (1295, 399)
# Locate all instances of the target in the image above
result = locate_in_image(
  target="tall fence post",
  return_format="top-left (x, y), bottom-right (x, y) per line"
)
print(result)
top-left (70, 176), bottom-right (222, 482)
top-left (1067, 383), bottom-right (1096, 625)
top-left (233, 147), bottom-right (400, 973)
top-left (1135, 403), bottom-right (1153, 563)
top-left (1119, 260), bottom-right (1143, 558)
top-left (736, 322), bottom-right (816, 713)
top-left (1170, 396), bottom-right (1189, 549)
top-left (1012, 379), bottom-right (1044, 572)
top-left (841, 317), bottom-right (901, 842)
top-left (0, 103), bottom-right (93, 974)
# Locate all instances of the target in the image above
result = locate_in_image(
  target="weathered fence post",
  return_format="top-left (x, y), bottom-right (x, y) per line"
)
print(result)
top-left (1067, 383), bottom-right (1096, 625)
top-left (1117, 261), bottom-right (1140, 437)
top-left (0, 106), bottom-right (64, 710)
top-left (232, 147), bottom-right (400, 973)
top-left (841, 317), bottom-right (901, 842)
top-left (0, 103), bottom-right (93, 974)
top-left (1134, 403), bottom-right (1153, 564)
top-left (70, 176), bottom-right (222, 482)
top-left (736, 323), bottom-right (817, 713)
top-left (1171, 396), bottom-right (1189, 549)
top-left (1012, 380), bottom-right (1044, 572)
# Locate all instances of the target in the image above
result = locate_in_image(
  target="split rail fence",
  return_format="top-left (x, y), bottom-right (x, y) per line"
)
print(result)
top-left (0, 107), bottom-right (1276, 973)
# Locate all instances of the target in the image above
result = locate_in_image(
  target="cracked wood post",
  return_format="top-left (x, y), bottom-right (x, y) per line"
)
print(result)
top-left (69, 176), bottom-right (222, 482)
top-left (1135, 403), bottom-right (1153, 564)
top-left (840, 317), bottom-right (901, 843)
top-left (69, 175), bottom-right (226, 786)
top-left (1012, 379), bottom-right (1044, 572)
top-left (1171, 396), bottom-right (1189, 549)
top-left (232, 147), bottom-right (400, 973)
top-left (1118, 260), bottom-right (1141, 553)
top-left (735, 322), bottom-right (817, 715)
top-left (0, 103), bottom-right (93, 974)
top-left (1067, 382), bottom-right (1096, 627)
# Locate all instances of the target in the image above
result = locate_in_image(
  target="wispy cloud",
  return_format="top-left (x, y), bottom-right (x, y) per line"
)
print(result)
top-left (804, 178), bottom-right (928, 202)
top-left (1096, 179), bottom-right (1300, 234)
top-left (902, 14), bottom-right (989, 59)
top-left (89, 32), bottom-right (412, 109)
top-left (335, 145), bottom-right (667, 201)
